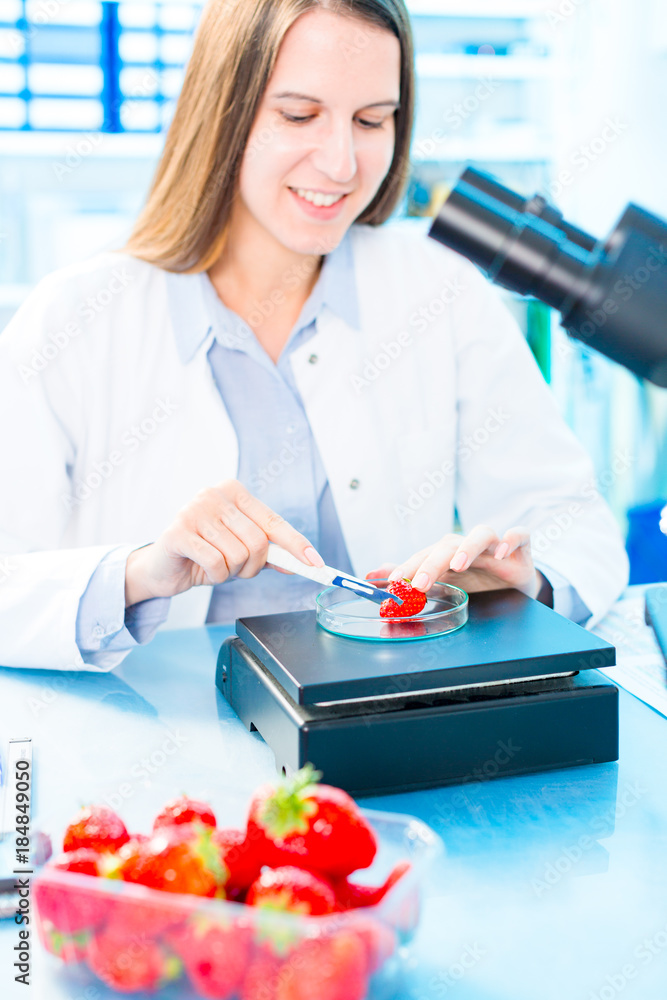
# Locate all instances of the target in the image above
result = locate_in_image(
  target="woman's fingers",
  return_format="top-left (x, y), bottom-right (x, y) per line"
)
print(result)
top-left (198, 518), bottom-right (251, 578)
top-left (224, 482), bottom-right (324, 569)
top-left (409, 526), bottom-right (500, 592)
top-left (389, 537), bottom-right (463, 591)
top-left (174, 532), bottom-right (236, 586)
top-left (494, 526), bottom-right (531, 561)
top-left (447, 524), bottom-right (500, 573)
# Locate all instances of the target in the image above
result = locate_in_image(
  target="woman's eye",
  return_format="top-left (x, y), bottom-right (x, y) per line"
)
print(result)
top-left (356, 118), bottom-right (384, 130)
top-left (280, 112), bottom-right (314, 123)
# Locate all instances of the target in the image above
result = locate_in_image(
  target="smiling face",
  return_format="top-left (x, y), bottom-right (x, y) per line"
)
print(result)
top-left (234, 8), bottom-right (401, 257)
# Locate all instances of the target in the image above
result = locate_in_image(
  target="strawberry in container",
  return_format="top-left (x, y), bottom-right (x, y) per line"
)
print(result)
top-left (33, 770), bottom-right (442, 999)
top-left (33, 848), bottom-right (109, 963)
top-left (245, 764), bottom-right (378, 877)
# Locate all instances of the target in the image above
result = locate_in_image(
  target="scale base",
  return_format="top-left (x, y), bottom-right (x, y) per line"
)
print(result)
top-left (217, 636), bottom-right (619, 796)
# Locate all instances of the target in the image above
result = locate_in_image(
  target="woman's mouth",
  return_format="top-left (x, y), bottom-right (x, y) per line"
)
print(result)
top-left (288, 186), bottom-right (349, 218)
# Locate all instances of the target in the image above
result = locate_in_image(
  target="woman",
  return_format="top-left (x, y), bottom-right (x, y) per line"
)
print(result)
top-left (0, 0), bottom-right (628, 671)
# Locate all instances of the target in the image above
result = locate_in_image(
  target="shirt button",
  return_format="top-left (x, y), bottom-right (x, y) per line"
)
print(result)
top-left (93, 625), bottom-right (105, 638)
top-left (308, 354), bottom-right (318, 364)
top-left (349, 479), bottom-right (360, 490)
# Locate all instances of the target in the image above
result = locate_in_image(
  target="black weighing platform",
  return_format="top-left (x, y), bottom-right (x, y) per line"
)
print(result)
top-left (216, 590), bottom-right (618, 796)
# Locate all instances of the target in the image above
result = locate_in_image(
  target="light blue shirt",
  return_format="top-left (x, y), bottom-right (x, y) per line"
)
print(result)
top-left (75, 232), bottom-right (590, 660)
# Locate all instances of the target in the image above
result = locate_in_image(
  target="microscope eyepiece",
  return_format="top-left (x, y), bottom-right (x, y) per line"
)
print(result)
top-left (428, 168), bottom-right (667, 387)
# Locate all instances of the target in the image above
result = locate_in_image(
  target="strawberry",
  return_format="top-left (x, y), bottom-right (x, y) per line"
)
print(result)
top-left (63, 805), bottom-right (130, 854)
top-left (37, 923), bottom-right (92, 964)
top-left (246, 765), bottom-right (377, 879)
top-left (174, 913), bottom-right (252, 999)
top-left (379, 579), bottom-right (427, 619)
top-left (34, 849), bottom-right (109, 934)
top-left (240, 943), bottom-right (283, 1000)
top-left (277, 930), bottom-right (368, 1000)
top-left (153, 795), bottom-right (217, 831)
top-left (106, 894), bottom-right (191, 941)
top-left (380, 619), bottom-right (427, 639)
top-left (212, 827), bottom-right (262, 893)
top-left (87, 924), bottom-right (182, 992)
top-left (333, 860), bottom-right (411, 909)
top-left (246, 865), bottom-right (337, 916)
top-left (118, 823), bottom-right (228, 897)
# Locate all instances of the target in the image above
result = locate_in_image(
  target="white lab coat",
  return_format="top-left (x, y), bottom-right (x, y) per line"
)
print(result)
top-left (0, 223), bottom-right (628, 670)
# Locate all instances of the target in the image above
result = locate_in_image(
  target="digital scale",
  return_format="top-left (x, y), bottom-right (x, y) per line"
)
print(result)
top-left (216, 588), bottom-right (618, 796)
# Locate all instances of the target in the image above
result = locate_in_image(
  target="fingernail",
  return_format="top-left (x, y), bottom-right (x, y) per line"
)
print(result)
top-left (389, 568), bottom-right (403, 582)
top-left (304, 546), bottom-right (325, 568)
top-left (450, 552), bottom-right (467, 572)
top-left (412, 572), bottom-right (429, 591)
top-left (495, 543), bottom-right (509, 560)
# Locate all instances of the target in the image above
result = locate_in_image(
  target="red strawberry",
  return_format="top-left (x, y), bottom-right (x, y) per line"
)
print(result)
top-left (174, 913), bottom-right (252, 999)
top-left (87, 924), bottom-right (181, 992)
top-left (333, 860), bottom-right (411, 909)
top-left (212, 828), bottom-right (262, 893)
top-left (106, 894), bottom-right (191, 941)
top-left (380, 619), bottom-right (427, 639)
top-left (37, 923), bottom-right (92, 964)
top-left (118, 823), bottom-right (228, 897)
top-left (277, 930), bottom-right (368, 1000)
top-left (246, 765), bottom-right (377, 879)
top-left (246, 866), bottom-right (337, 916)
top-left (379, 579), bottom-right (427, 619)
top-left (34, 849), bottom-right (109, 934)
top-left (240, 943), bottom-right (283, 1000)
top-left (63, 805), bottom-right (129, 854)
top-left (153, 796), bottom-right (217, 831)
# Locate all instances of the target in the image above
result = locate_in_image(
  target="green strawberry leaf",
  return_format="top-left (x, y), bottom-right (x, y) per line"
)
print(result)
top-left (195, 826), bottom-right (229, 888)
top-left (259, 764), bottom-right (322, 839)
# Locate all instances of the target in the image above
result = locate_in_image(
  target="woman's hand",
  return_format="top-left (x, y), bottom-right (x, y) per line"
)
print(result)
top-left (366, 524), bottom-right (542, 598)
top-left (124, 479), bottom-right (323, 607)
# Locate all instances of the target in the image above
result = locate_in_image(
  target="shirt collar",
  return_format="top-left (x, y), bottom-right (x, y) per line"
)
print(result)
top-left (167, 228), bottom-right (360, 365)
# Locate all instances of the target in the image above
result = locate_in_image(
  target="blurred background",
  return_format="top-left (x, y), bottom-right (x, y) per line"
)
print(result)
top-left (1, 0), bottom-right (666, 581)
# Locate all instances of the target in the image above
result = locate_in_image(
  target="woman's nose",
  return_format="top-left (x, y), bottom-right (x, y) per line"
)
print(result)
top-left (311, 120), bottom-right (357, 185)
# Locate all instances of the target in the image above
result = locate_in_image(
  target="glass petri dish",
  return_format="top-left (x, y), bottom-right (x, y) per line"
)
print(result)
top-left (316, 580), bottom-right (469, 642)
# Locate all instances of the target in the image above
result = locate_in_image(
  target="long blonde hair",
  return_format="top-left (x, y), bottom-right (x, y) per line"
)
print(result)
top-left (123, 0), bottom-right (415, 273)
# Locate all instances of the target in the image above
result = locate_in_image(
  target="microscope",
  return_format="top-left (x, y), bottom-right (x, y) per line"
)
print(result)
top-left (428, 167), bottom-right (667, 658)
